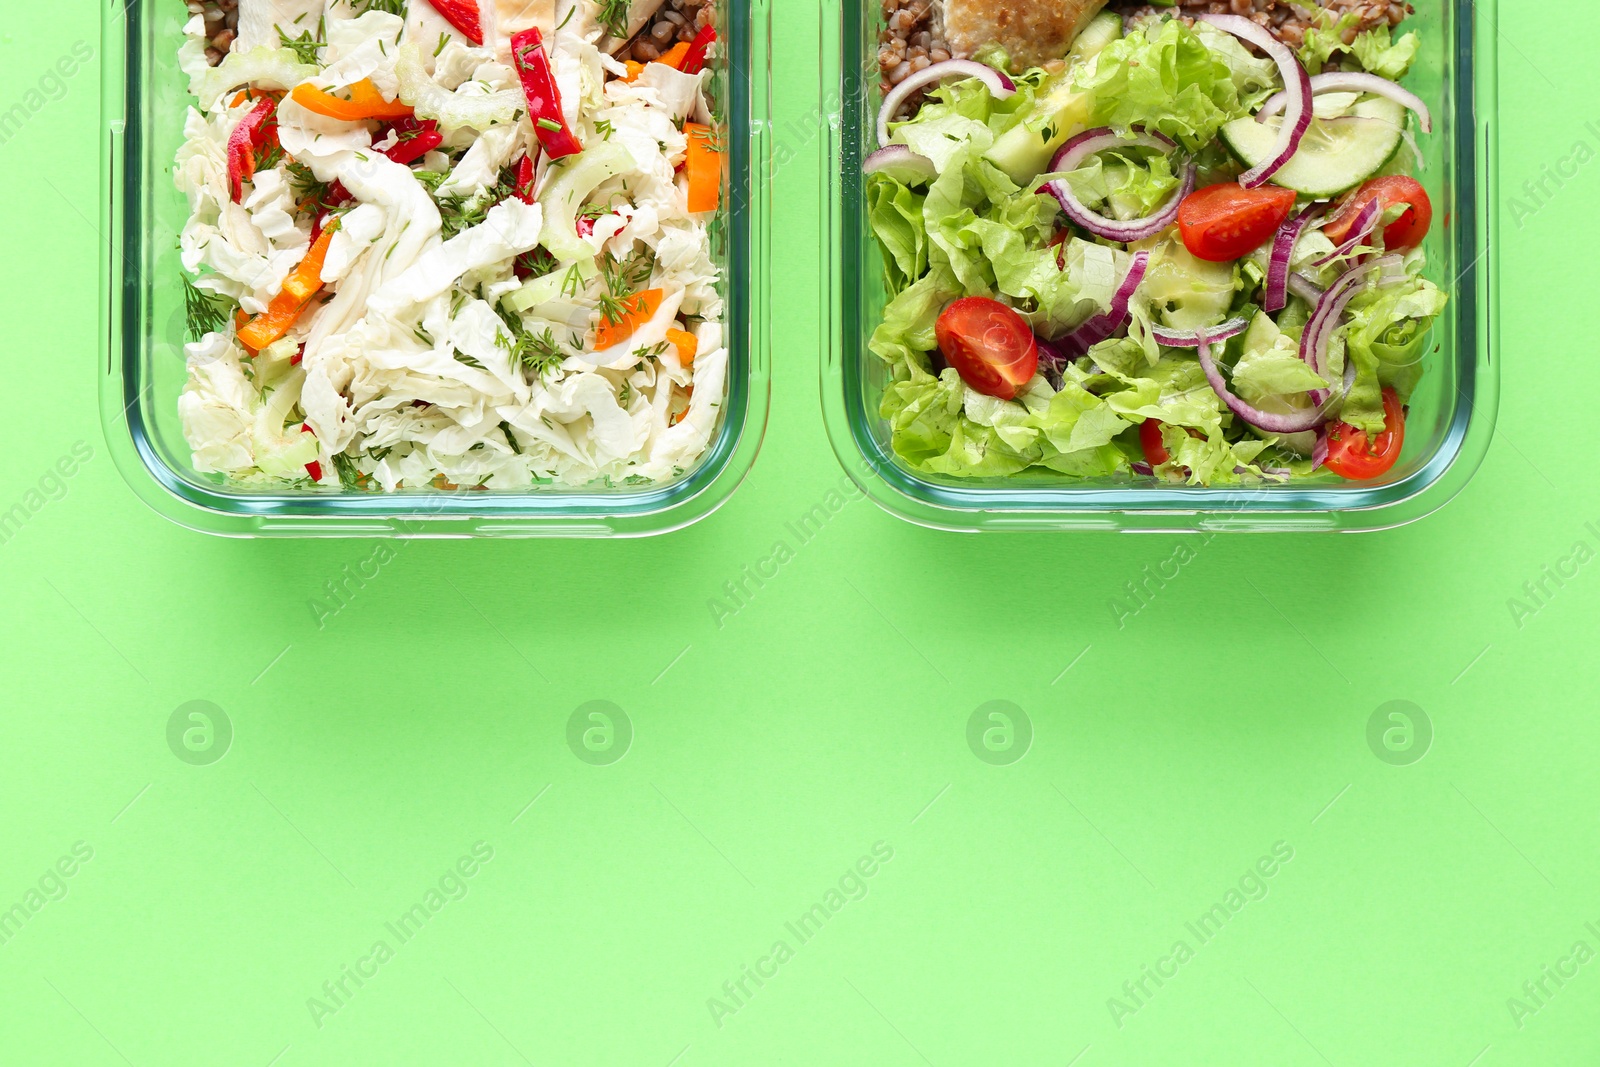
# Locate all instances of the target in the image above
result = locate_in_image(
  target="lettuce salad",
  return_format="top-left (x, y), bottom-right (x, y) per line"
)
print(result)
top-left (176, 0), bottom-right (725, 491)
top-left (867, 12), bottom-right (1448, 484)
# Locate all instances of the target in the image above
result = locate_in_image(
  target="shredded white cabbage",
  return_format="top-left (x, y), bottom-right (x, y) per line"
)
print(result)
top-left (177, 3), bottom-right (727, 490)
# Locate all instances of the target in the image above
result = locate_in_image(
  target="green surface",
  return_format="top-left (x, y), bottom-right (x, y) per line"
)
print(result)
top-left (2, 2), bottom-right (1597, 1064)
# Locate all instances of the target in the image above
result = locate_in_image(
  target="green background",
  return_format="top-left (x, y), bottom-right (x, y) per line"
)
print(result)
top-left (2, 2), bottom-right (1596, 1063)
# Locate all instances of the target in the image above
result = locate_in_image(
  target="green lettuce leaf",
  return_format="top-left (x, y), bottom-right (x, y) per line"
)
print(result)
top-left (1297, 10), bottom-right (1363, 75)
top-left (1230, 312), bottom-right (1328, 402)
top-left (1074, 19), bottom-right (1259, 150)
top-left (922, 145), bottom-right (1027, 291)
top-left (1335, 269), bottom-right (1449, 430)
top-left (867, 174), bottom-right (929, 297)
top-left (1351, 27), bottom-right (1422, 81)
top-left (888, 74), bottom-right (1040, 169)
top-left (868, 265), bottom-right (961, 371)
top-left (1190, 22), bottom-right (1282, 110)
top-left (1060, 146), bottom-right (1181, 223)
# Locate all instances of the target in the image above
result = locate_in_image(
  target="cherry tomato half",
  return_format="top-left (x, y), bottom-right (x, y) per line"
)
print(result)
top-left (1325, 388), bottom-right (1406, 480)
top-left (1177, 182), bottom-right (1298, 263)
top-left (935, 297), bottom-right (1039, 401)
top-left (1323, 176), bottom-right (1433, 252)
top-left (1139, 420), bottom-right (1170, 466)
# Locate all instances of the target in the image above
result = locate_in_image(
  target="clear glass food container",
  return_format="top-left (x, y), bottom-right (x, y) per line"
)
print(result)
top-left (820, 0), bottom-right (1499, 532)
top-left (100, 0), bottom-right (771, 537)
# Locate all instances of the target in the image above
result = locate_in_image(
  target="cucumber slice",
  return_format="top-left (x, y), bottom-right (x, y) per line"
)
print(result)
top-left (1142, 237), bottom-right (1239, 332)
top-left (1220, 96), bottom-right (1406, 198)
top-left (1069, 11), bottom-right (1123, 62)
top-left (983, 12), bottom-right (1120, 185)
top-left (984, 76), bottom-right (1092, 185)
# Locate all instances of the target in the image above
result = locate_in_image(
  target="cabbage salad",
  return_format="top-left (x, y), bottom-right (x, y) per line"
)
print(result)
top-left (176, 0), bottom-right (725, 491)
top-left (866, 9), bottom-right (1448, 485)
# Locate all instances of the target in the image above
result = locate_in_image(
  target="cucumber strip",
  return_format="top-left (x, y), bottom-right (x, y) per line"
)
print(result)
top-left (1221, 96), bottom-right (1407, 198)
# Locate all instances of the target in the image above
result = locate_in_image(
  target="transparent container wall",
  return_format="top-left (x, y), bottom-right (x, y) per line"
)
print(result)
top-left (101, 0), bottom-right (772, 537)
top-left (820, 0), bottom-right (1499, 532)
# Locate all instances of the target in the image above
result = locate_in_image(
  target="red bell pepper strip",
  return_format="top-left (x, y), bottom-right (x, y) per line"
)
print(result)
top-left (509, 28), bottom-right (583, 160)
top-left (424, 0), bottom-right (484, 45)
top-left (513, 154), bottom-right (537, 203)
top-left (681, 25), bottom-right (716, 75)
top-left (381, 117), bottom-right (443, 165)
top-left (308, 182), bottom-right (354, 243)
top-left (227, 96), bottom-right (279, 202)
top-left (301, 424), bottom-right (323, 482)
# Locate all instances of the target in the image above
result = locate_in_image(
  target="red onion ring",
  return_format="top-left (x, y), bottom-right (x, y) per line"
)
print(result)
top-left (1149, 316), bottom-right (1251, 349)
top-left (1197, 333), bottom-right (1351, 435)
top-left (1265, 208), bottom-right (1322, 313)
top-left (1195, 14), bottom-right (1311, 188)
top-left (1059, 251), bottom-right (1151, 357)
top-left (1299, 254), bottom-right (1406, 404)
top-left (877, 59), bottom-right (1016, 148)
top-left (1258, 71), bottom-right (1432, 134)
top-left (1044, 128), bottom-right (1195, 244)
top-left (863, 144), bottom-right (938, 183)
top-left (1288, 272), bottom-right (1325, 305)
top-left (1311, 197), bottom-right (1383, 267)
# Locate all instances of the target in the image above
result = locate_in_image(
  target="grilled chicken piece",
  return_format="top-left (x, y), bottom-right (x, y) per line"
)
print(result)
top-left (938, 0), bottom-right (1111, 70)
top-left (236, 0), bottom-right (327, 52)
top-left (596, 0), bottom-right (670, 54)
top-left (488, 0), bottom-right (599, 62)
top-left (491, 0), bottom-right (667, 57)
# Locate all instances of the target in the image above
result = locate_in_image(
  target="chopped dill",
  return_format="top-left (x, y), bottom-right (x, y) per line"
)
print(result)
top-left (277, 21), bottom-right (326, 66)
top-left (597, 0), bottom-right (631, 38)
top-left (495, 306), bottom-right (566, 380)
top-left (182, 274), bottom-right (238, 340)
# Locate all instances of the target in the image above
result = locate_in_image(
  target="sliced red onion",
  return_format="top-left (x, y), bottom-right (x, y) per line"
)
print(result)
top-left (1131, 461), bottom-right (1155, 476)
top-left (877, 60), bottom-right (1016, 147)
top-left (1311, 197), bottom-right (1382, 267)
top-left (1195, 14), bottom-right (1311, 188)
top-left (1287, 272), bottom-right (1325, 305)
top-left (864, 144), bottom-right (938, 184)
top-left (1059, 251), bottom-right (1151, 357)
top-left (1197, 335), bottom-right (1331, 434)
top-left (1258, 71), bottom-right (1432, 134)
top-left (1035, 335), bottom-right (1070, 387)
top-left (1265, 208), bottom-right (1321, 313)
top-left (1150, 316), bottom-right (1251, 349)
top-left (1044, 128), bottom-right (1195, 243)
top-left (1299, 254), bottom-right (1405, 404)
top-left (1311, 426), bottom-right (1330, 470)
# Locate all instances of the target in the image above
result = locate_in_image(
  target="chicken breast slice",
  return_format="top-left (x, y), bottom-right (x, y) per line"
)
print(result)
top-left (489, 0), bottom-right (600, 61)
top-left (237, 0), bottom-right (328, 52)
top-left (939, 0), bottom-right (1110, 70)
top-left (596, 0), bottom-right (670, 54)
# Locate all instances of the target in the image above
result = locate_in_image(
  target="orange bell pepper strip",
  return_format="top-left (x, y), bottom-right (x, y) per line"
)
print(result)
top-left (237, 225), bottom-right (338, 351)
top-left (683, 123), bottom-right (722, 214)
top-left (670, 386), bottom-right (694, 426)
top-left (666, 328), bottom-right (698, 367)
top-left (229, 88), bottom-right (284, 108)
top-left (593, 289), bottom-right (663, 350)
top-left (657, 42), bottom-right (692, 70)
top-left (291, 79), bottom-right (413, 122)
